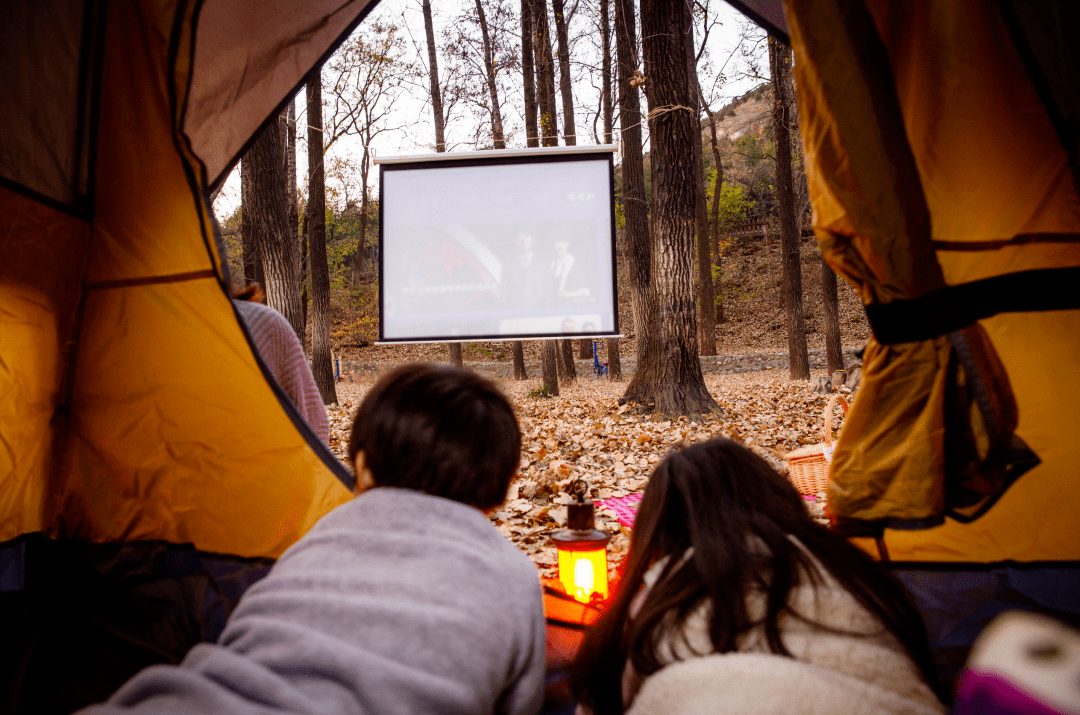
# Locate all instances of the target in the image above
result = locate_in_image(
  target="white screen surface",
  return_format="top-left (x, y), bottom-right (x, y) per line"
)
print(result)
top-left (379, 153), bottom-right (618, 342)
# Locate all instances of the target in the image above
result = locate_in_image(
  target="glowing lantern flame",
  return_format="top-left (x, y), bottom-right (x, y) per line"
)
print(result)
top-left (574, 555), bottom-right (595, 601)
top-left (557, 545), bottom-right (608, 604)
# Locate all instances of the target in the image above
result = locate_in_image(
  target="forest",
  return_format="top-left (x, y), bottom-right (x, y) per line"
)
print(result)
top-left (218, 0), bottom-right (865, 415)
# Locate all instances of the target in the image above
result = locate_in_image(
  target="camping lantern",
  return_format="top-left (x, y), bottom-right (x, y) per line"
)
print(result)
top-left (550, 480), bottom-right (611, 604)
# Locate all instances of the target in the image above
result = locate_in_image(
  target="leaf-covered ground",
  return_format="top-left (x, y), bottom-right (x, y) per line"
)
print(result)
top-left (328, 369), bottom-right (848, 580)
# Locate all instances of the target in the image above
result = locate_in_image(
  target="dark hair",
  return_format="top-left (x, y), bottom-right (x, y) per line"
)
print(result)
top-left (347, 364), bottom-right (521, 510)
top-left (572, 438), bottom-right (938, 715)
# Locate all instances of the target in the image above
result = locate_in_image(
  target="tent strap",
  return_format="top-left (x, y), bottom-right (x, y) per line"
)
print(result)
top-left (865, 265), bottom-right (1080, 344)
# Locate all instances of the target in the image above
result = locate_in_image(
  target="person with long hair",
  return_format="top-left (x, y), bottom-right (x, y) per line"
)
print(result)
top-left (572, 438), bottom-right (945, 715)
top-left (231, 280), bottom-right (329, 444)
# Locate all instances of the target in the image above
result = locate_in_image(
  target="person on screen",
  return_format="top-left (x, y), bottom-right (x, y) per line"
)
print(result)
top-left (503, 228), bottom-right (552, 310)
top-left (561, 317), bottom-right (577, 333)
top-left (551, 239), bottom-right (592, 302)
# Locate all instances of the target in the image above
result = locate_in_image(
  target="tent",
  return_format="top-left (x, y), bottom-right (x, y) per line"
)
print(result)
top-left (0, 1), bottom-right (380, 711)
top-left (731, 0), bottom-right (1080, 688)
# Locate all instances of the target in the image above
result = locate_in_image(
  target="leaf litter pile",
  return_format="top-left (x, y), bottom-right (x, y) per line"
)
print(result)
top-left (329, 370), bottom-right (851, 582)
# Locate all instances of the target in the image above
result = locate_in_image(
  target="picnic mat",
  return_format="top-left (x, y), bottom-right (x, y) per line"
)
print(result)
top-left (596, 493), bottom-right (643, 528)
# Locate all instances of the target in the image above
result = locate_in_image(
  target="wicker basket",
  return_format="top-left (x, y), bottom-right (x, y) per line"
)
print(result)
top-left (784, 394), bottom-right (849, 495)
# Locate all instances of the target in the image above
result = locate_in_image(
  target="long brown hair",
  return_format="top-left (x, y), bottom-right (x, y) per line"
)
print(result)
top-left (231, 280), bottom-right (265, 303)
top-left (571, 438), bottom-right (938, 715)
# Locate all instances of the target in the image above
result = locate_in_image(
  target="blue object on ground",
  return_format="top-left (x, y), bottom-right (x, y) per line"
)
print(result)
top-left (591, 340), bottom-right (608, 379)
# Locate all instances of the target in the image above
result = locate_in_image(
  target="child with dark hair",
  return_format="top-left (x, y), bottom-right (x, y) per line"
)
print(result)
top-left (572, 438), bottom-right (945, 715)
top-left (81, 364), bottom-right (546, 715)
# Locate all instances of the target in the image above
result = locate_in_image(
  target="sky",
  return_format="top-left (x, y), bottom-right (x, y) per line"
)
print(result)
top-left (212, 0), bottom-right (768, 223)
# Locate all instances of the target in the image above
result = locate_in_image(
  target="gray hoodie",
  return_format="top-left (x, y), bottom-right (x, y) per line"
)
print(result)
top-left (80, 488), bottom-right (546, 715)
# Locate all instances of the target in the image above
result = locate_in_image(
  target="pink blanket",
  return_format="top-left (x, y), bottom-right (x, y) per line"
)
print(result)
top-left (596, 493), bottom-right (643, 528)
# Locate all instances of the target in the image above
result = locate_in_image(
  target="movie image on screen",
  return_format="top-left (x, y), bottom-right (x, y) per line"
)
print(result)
top-left (377, 149), bottom-right (619, 342)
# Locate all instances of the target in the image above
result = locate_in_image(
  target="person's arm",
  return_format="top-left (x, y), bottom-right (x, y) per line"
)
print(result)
top-left (497, 579), bottom-right (548, 715)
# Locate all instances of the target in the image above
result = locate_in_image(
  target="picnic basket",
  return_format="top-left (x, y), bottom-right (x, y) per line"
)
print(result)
top-left (784, 394), bottom-right (849, 495)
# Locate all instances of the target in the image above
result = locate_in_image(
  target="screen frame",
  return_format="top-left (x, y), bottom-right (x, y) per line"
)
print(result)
top-left (375, 146), bottom-right (621, 344)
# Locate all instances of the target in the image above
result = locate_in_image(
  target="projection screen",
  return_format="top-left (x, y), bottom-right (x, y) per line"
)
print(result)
top-left (376, 146), bottom-right (620, 343)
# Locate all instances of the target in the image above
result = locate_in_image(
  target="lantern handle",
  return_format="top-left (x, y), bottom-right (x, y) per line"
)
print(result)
top-left (568, 478), bottom-right (589, 500)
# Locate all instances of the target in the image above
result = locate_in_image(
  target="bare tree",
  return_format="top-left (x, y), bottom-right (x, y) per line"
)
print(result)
top-left (474, 0), bottom-right (507, 148)
top-left (769, 36), bottom-right (809, 380)
top-left (326, 23), bottom-right (413, 294)
top-left (527, 0), bottom-right (563, 394)
top-left (599, 0), bottom-right (621, 379)
top-left (821, 257), bottom-right (844, 374)
top-left (615, 0), bottom-right (658, 406)
top-left (284, 100), bottom-right (307, 335)
top-left (521, 0), bottom-right (540, 149)
top-left (418, 2), bottom-right (464, 369)
top-left (532, 0), bottom-right (559, 146)
top-left (684, 12), bottom-right (715, 356)
top-left (696, 19), bottom-right (762, 326)
top-left (512, 0), bottom-right (542, 381)
top-left (700, 93), bottom-right (725, 324)
top-left (552, 0), bottom-right (593, 364)
top-left (245, 116), bottom-right (305, 341)
top-left (549, 0), bottom-right (578, 381)
top-left (239, 159), bottom-right (264, 288)
top-left (600, 0), bottom-right (613, 144)
top-left (306, 74), bottom-right (337, 405)
top-left (629, 0), bottom-right (718, 415)
top-left (552, 0), bottom-right (576, 146)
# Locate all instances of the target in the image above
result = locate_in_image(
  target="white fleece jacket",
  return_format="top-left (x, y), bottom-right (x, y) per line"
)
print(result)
top-left (623, 547), bottom-right (945, 715)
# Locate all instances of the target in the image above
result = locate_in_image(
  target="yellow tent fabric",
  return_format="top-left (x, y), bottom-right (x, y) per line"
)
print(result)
top-left (782, 0), bottom-right (1080, 563)
top-left (0, 0), bottom-right (381, 560)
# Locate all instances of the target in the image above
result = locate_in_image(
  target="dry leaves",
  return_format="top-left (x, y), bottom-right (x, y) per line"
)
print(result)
top-left (328, 370), bottom-right (849, 579)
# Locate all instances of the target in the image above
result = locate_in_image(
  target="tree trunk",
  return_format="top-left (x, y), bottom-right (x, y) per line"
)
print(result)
top-left (558, 339), bottom-right (576, 383)
top-left (614, 0), bottom-right (659, 407)
top-left (424, 0), bottom-right (447, 153)
top-left (425, 0), bottom-right (459, 368)
top-left (533, 0), bottom-right (560, 397)
top-left (521, 0), bottom-right (539, 149)
top-left (770, 37), bottom-right (810, 380)
top-left (600, 0), bottom-right (613, 145)
top-left (247, 116), bottom-right (304, 341)
top-left (512, 341), bottom-right (527, 379)
top-left (822, 255), bottom-right (844, 374)
top-left (515, 0), bottom-right (540, 379)
top-left (685, 16), bottom-right (715, 356)
top-left (532, 0), bottom-right (559, 147)
top-left (351, 151), bottom-right (370, 287)
top-left (606, 337), bottom-right (621, 380)
top-left (301, 213), bottom-right (309, 334)
top-left (240, 159), bottom-right (264, 288)
top-left (700, 85), bottom-right (725, 324)
top-left (631, 0), bottom-right (718, 416)
top-left (475, 0), bottom-right (505, 148)
top-left (541, 340), bottom-right (559, 396)
top-left (601, 0), bottom-right (619, 380)
top-left (552, 0), bottom-right (576, 146)
top-left (306, 78), bottom-right (337, 405)
top-left (285, 100), bottom-right (299, 261)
